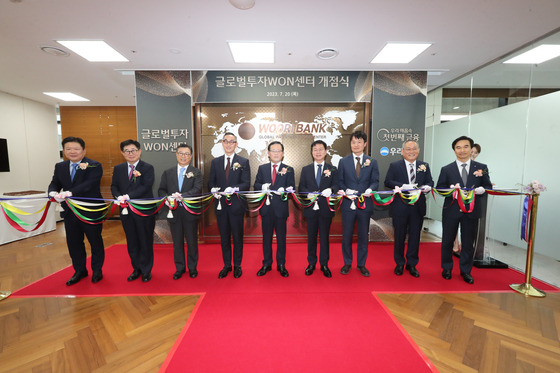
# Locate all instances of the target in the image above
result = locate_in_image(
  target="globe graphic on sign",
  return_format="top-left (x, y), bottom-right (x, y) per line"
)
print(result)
top-left (238, 122), bottom-right (256, 140)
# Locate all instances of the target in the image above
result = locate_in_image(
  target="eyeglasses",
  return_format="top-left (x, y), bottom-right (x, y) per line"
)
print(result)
top-left (123, 149), bottom-right (139, 154)
top-left (177, 152), bottom-right (192, 156)
top-left (222, 140), bottom-right (237, 145)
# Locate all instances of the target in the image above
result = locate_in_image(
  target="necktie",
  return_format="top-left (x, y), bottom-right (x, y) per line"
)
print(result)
top-left (128, 164), bottom-right (135, 180)
top-left (409, 163), bottom-right (416, 184)
top-left (461, 163), bottom-right (468, 185)
top-left (272, 164), bottom-right (277, 184)
top-left (225, 157), bottom-right (230, 181)
top-left (178, 167), bottom-right (185, 190)
top-left (70, 163), bottom-right (77, 182)
top-left (316, 164), bottom-right (322, 188)
top-left (355, 157), bottom-right (361, 178)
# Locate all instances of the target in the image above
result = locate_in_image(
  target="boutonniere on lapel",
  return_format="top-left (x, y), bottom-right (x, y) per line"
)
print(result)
top-left (278, 167), bottom-right (289, 176)
top-left (323, 169), bottom-right (332, 177)
top-left (473, 168), bottom-right (488, 177)
top-left (232, 162), bottom-right (241, 171)
top-left (78, 162), bottom-right (96, 170)
top-left (361, 158), bottom-right (371, 168)
top-left (132, 170), bottom-right (141, 182)
top-left (185, 171), bottom-right (194, 179)
top-left (417, 164), bottom-right (427, 172)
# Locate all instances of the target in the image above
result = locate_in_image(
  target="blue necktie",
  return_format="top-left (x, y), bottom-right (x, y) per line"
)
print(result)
top-left (178, 167), bottom-right (185, 190)
top-left (70, 163), bottom-right (77, 182)
top-left (316, 164), bottom-right (322, 188)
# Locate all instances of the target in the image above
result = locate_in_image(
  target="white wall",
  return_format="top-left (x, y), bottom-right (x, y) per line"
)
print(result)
top-left (0, 91), bottom-right (59, 194)
top-left (426, 91), bottom-right (560, 259)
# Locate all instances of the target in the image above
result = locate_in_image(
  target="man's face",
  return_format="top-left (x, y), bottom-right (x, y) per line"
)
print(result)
top-left (176, 147), bottom-right (192, 167)
top-left (350, 137), bottom-right (367, 156)
top-left (402, 141), bottom-right (419, 163)
top-left (122, 144), bottom-right (141, 164)
top-left (454, 140), bottom-right (472, 162)
top-left (268, 143), bottom-right (284, 163)
top-left (222, 135), bottom-right (237, 156)
top-left (312, 144), bottom-right (327, 163)
top-left (63, 141), bottom-right (86, 163)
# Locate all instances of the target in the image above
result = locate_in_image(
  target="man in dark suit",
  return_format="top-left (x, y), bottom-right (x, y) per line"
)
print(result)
top-left (337, 131), bottom-right (379, 277)
top-left (208, 132), bottom-right (251, 279)
top-left (436, 135), bottom-right (492, 284)
top-left (111, 139), bottom-right (156, 283)
top-left (158, 144), bottom-right (202, 280)
top-left (254, 141), bottom-right (295, 277)
top-left (48, 136), bottom-right (105, 285)
top-left (298, 140), bottom-right (338, 278)
top-left (384, 140), bottom-right (434, 278)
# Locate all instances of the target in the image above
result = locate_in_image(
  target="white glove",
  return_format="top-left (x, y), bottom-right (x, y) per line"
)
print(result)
top-left (122, 194), bottom-right (130, 200)
top-left (261, 183), bottom-right (271, 191)
top-left (421, 185), bottom-right (432, 194)
top-left (275, 187), bottom-right (285, 195)
top-left (171, 192), bottom-right (182, 199)
top-left (286, 186), bottom-right (294, 194)
top-left (54, 193), bottom-right (65, 202)
top-left (321, 188), bottom-right (332, 198)
top-left (307, 193), bottom-right (315, 199)
top-left (363, 188), bottom-right (373, 197)
top-left (401, 183), bottom-right (412, 190)
top-left (474, 186), bottom-right (485, 195)
top-left (345, 189), bottom-right (357, 199)
top-left (211, 187), bottom-right (220, 193)
top-left (337, 189), bottom-right (346, 196)
top-left (49, 191), bottom-right (57, 198)
top-left (450, 183), bottom-right (461, 189)
top-left (223, 187), bottom-right (235, 194)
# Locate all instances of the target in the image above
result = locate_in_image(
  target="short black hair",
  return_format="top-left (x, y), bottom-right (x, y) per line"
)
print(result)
top-left (120, 139), bottom-right (141, 151)
top-left (452, 136), bottom-right (474, 149)
top-left (350, 131), bottom-right (367, 143)
top-left (268, 141), bottom-right (284, 152)
top-left (223, 132), bottom-right (237, 140)
top-left (311, 140), bottom-right (327, 151)
top-left (177, 144), bottom-right (193, 154)
top-left (62, 136), bottom-right (85, 149)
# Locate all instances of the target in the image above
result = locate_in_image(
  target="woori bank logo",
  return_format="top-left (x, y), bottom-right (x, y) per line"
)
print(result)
top-left (380, 147), bottom-right (389, 156)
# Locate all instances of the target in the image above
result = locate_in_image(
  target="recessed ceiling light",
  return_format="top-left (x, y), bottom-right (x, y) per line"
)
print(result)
top-left (56, 40), bottom-right (128, 62)
top-left (228, 41), bottom-right (274, 63)
top-left (40, 46), bottom-right (69, 57)
top-left (229, 0), bottom-right (255, 10)
top-left (43, 92), bottom-right (90, 101)
top-left (316, 48), bottom-right (339, 60)
top-left (370, 43), bottom-right (431, 64)
top-left (503, 44), bottom-right (560, 64)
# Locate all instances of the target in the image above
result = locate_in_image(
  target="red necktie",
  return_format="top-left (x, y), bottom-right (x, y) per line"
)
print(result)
top-left (272, 164), bottom-right (277, 184)
top-left (128, 164), bottom-right (135, 180)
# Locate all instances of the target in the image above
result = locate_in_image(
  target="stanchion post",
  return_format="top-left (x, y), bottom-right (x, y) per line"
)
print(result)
top-left (510, 193), bottom-right (546, 297)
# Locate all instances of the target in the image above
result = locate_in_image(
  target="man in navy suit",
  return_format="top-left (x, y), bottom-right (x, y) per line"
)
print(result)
top-left (436, 135), bottom-right (492, 284)
top-left (298, 140), bottom-right (338, 278)
top-left (254, 141), bottom-right (295, 277)
top-left (384, 140), bottom-right (434, 278)
top-left (111, 139), bottom-right (156, 283)
top-left (208, 132), bottom-right (251, 279)
top-left (337, 131), bottom-right (379, 277)
top-left (48, 136), bottom-right (105, 285)
top-left (158, 144), bottom-right (202, 280)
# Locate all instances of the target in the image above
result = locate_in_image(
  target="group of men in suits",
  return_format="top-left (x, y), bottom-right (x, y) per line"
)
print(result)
top-left (49, 133), bottom-right (490, 286)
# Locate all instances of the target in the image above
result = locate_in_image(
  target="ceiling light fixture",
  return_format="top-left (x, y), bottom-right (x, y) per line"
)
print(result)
top-left (503, 44), bottom-right (560, 64)
top-left (43, 92), bottom-right (90, 102)
top-left (40, 46), bottom-right (69, 57)
top-left (56, 40), bottom-right (128, 62)
top-left (229, 0), bottom-right (255, 10)
top-left (228, 41), bottom-right (274, 63)
top-left (316, 48), bottom-right (339, 60)
top-left (370, 43), bottom-right (431, 64)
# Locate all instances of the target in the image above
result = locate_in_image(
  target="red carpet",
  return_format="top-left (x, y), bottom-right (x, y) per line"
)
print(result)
top-left (12, 242), bottom-right (558, 297)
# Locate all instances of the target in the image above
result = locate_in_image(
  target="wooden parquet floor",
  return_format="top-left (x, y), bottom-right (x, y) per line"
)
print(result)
top-left (1, 220), bottom-right (559, 372)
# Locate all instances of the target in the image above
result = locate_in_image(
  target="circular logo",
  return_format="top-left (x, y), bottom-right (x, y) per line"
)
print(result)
top-left (238, 122), bottom-right (256, 140)
top-left (380, 147), bottom-right (389, 156)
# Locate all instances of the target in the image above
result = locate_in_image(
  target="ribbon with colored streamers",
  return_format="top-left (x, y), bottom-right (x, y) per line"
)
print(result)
top-left (432, 188), bottom-right (475, 213)
top-left (65, 198), bottom-right (117, 224)
top-left (0, 200), bottom-right (53, 232)
top-left (126, 198), bottom-right (166, 217)
top-left (372, 192), bottom-right (395, 206)
top-left (242, 192), bottom-right (268, 212)
top-left (290, 193), bottom-right (319, 209)
top-left (520, 195), bottom-right (533, 241)
top-left (180, 194), bottom-right (215, 215)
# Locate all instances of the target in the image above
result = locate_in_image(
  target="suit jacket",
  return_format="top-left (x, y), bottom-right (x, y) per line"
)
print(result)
top-left (436, 160), bottom-right (492, 219)
top-left (111, 160), bottom-right (155, 201)
top-left (158, 164), bottom-right (203, 222)
top-left (298, 162), bottom-right (339, 218)
top-left (338, 154), bottom-right (379, 213)
top-left (208, 154), bottom-right (250, 216)
top-left (48, 157), bottom-right (103, 218)
top-left (384, 159), bottom-right (434, 217)
top-left (254, 162), bottom-right (295, 218)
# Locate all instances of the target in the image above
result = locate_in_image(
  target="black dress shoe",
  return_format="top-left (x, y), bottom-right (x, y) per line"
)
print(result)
top-left (357, 266), bottom-right (370, 277)
top-left (233, 266), bottom-right (242, 278)
top-left (406, 265), bottom-right (420, 278)
top-left (189, 269), bottom-right (198, 278)
top-left (442, 269), bottom-right (452, 280)
top-left (340, 264), bottom-right (351, 275)
top-left (320, 265), bottom-right (332, 278)
top-left (218, 266), bottom-right (232, 279)
top-left (394, 264), bottom-right (404, 276)
top-left (461, 272), bottom-right (474, 284)
top-left (173, 270), bottom-right (186, 280)
top-left (91, 270), bottom-right (103, 283)
top-left (66, 270), bottom-right (88, 286)
top-left (127, 269), bottom-right (142, 281)
top-left (256, 265), bottom-right (272, 276)
top-left (142, 273), bottom-right (152, 282)
top-left (277, 265), bottom-right (289, 277)
top-left (305, 265), bottom-right (315, 276)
